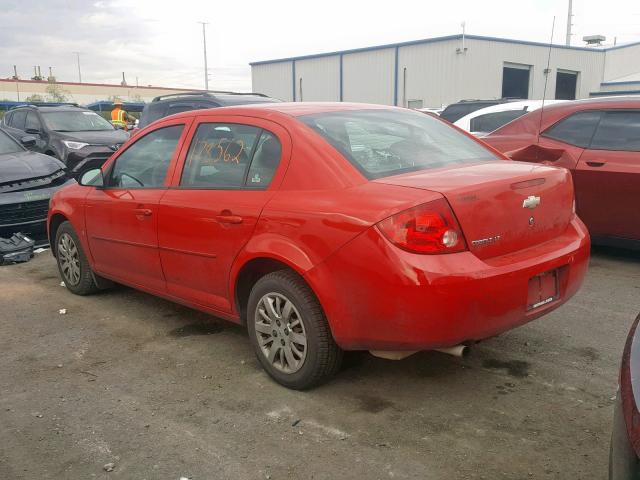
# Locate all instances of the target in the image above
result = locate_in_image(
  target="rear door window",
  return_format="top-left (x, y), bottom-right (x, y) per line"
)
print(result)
top-left (180, 123), bottom-right (281, 189)
top-left (589, 111), bottom-right (640, 152)
top-left (469, 110), bottom-right (528, 133)
top-left (542, 110), bottom-right (602, 148)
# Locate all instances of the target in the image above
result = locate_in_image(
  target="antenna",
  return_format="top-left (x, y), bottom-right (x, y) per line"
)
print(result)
top-left (456, 21), bottom-right (468, 54)
top-left (538, 16), bottom-right (556, 145)
top-left (565, 0), bottom-right (573, 46)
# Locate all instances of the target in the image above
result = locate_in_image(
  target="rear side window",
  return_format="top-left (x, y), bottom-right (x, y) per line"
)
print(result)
top-left (166, 104), bottom-right (198, 116)
top-left (109, 125), bottom-right (184, 188)
top-left (139, 103), bottom-right (167, 128)
top-left (469, 110), bottom-right (528, 133)
top-left (542, 110), bottom-right (602, 148)
top-left (180, 123), bottom-right (281, 189)
top-left (590, 111), bottom-right (640, 152)
top-left (10, 110), bottom-right (27, 130)
top-left (300, 109), bottom-right (497, 179)
top-left (440, 104), bottom-right (471, 123)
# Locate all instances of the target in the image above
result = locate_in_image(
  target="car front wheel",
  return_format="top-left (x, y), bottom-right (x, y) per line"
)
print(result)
top-left (247, 270), bottom-right (343, 390)
top-left (55, 221), bottom-right (99, 296)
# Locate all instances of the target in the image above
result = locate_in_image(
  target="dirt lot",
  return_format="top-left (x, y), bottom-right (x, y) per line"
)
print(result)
top-left (0, 248), bottom-right (639, 480)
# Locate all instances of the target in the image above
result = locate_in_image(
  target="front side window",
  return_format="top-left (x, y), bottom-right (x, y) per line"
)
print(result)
top-left (469, 110), bottom-right (528, 134)
top-left (300, 109), bottom-right (498, 179)
top-left (590, 111), bottom-right (640, 152)
top-left (42, 110), bottom-right (115, 132)
top-left (542, 110), bottom-right (602, 148)
top-left (180, 123), bottom-right (281, 189)
top-left (25, 112), bottom-right (41, 132)
top-left (109, 125), bottom-right (184, 188)
top-left (0, 129), bottom-right (23, 155)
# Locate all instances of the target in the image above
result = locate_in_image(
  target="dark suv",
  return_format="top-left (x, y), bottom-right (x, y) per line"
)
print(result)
top-left (1, 105), bottom-right (129, 178)
top-left (138, 91), bottom-right (280, 129)
top-left (439, 99), bottom-right (516, 123)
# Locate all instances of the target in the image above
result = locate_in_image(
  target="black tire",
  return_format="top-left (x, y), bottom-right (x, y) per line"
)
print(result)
top-left (54, 221), bottom-right (99, 296)
top-left (247, 270), bottom-right (343, 390)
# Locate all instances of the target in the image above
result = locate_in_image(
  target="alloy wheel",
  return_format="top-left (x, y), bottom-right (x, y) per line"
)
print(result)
top-left (58, 233), bottom-right (81, 286)
top-left (254, 292), bottom-right (308, 374)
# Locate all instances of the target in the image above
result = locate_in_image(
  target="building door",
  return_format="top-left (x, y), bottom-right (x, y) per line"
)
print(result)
top-left (502, 63), bottom-right (530, 99)
top-left (555, 70), bottom-right (578, 100)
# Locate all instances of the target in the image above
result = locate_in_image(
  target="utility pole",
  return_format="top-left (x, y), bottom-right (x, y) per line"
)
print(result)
top-left (198, 22), bottom-right (209, 91)
top-left (73, 51), bottom-right (82, 83)
top-left (565, 0), bottom-right (573, 46)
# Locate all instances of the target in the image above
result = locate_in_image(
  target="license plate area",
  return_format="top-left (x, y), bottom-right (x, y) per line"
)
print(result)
top-left (527, 269), bottom-right (559, 311)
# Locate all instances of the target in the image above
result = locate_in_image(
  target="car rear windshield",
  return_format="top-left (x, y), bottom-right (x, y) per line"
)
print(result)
top-left (300, 109), bottom-right (498, 179)
top-left (0, 130), bottom-right (22, 155)
top-left (42, 111), bottom-right (115, 132)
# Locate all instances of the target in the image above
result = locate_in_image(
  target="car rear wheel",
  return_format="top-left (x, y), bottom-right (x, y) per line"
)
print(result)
top-left (247, 270), bottom-right (343, 390)
top-left (55, 221), bottom-right (99, 296)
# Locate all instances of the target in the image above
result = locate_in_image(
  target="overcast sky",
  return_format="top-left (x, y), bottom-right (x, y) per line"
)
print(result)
top-left (1, 0), bottom-right (638, 91)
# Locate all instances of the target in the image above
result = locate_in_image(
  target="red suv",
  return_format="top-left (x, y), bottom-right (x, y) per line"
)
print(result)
top-left (483, 96), bottom-right (640, 249)
top-left (48, 103), bottom-right (589, 389)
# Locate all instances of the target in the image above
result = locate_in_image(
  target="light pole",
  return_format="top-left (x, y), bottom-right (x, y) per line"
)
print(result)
top-left (72, 52), bottom-right (82, 83)
top-left (198, 22), bottom-right (209, 91)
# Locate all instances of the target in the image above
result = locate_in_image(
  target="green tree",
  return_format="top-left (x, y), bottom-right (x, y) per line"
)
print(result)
top-left (45, 83), bottom-right (69, 102)
top-left (25, 94), bottom-right (44, 102)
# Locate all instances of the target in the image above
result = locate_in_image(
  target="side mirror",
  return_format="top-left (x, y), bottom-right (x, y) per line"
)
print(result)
top-left (79, 168), bottom-right (104, 187)
top-left (25, 128), bottom-right (41, 135)
top-left (21, 135), bottom-right (37, 147)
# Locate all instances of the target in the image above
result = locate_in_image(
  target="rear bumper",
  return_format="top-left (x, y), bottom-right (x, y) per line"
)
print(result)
top-left (305, 217), bottom-right (590, 350)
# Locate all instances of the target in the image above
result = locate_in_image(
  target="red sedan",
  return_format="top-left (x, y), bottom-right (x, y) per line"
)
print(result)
top-left (48, 103), bottom-right (590, 389)
top-left (483, 96), bottom-right (640, 249)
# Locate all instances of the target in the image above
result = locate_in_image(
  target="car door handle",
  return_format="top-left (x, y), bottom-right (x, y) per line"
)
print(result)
top-left (215, 215), bottom-right (243, 224)
top-left (586, 161), bottom-right (605, 167)
top-left (134, 208), bottom-right (153, 217)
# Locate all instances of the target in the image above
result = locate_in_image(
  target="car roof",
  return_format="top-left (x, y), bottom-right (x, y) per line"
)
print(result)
top-left (150, 91), bottom-right (277, 104)
top-left (162, 102), bottom-right (396, 121)
top-left (11, 105), bottom-right (89, 113)
top-left (455, 100), bottom-right (568, 126)
top-left (536, 95), bottom-right (640, 113)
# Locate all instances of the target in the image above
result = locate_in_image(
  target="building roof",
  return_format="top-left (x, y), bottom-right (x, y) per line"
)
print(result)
top-left (250, 34), bottom-right (640, 66)
top-left (0, 78), bottom-right (199, 92)
top-left (602, 72), bottom-right (640, 85)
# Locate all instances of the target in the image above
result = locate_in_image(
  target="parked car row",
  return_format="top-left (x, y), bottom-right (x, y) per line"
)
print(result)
top-left (0, 90), bottom-right (280, 250)
top-left (3, 92), bottom-right (638, 478)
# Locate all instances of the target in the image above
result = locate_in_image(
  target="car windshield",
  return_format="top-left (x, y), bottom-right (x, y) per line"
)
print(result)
top-left (42, 111), bottom-right (115, 132)
top-left (0, 130), bottom-right (23, 155)
top-left (300, 109), bottom-right (498, 179)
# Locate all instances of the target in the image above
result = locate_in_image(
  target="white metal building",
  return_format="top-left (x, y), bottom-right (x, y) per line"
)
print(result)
top-left (251, 34), bottom-right (640, 108)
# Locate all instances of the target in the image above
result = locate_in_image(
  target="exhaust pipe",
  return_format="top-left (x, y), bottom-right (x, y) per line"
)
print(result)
top-left (434, 344), bottom-right (469, 357)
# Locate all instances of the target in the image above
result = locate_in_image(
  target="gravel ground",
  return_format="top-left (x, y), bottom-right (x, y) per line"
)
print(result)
top-left (0, 247), bottom-right (639, 479)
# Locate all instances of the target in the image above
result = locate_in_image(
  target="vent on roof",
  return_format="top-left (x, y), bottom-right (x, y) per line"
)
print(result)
top-left (583, 35), bottom-right (606, 46)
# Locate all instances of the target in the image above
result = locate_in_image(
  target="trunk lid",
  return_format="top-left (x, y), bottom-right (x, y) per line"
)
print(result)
top-left (373, 161), bottom-right (574, 259)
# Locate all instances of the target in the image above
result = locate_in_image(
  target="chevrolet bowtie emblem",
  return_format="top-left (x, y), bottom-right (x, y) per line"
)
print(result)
top-left (522, 195), bottom-right (541, 209)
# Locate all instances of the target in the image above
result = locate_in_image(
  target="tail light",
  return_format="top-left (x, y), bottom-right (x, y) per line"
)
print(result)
top-left (376, 198), bottom-right (467, 254)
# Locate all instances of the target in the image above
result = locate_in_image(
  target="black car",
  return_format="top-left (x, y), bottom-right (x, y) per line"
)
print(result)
top-left (439, 98), bottom-right (516, 123)
top-left (1, 105), bottom-right (128, 179)
top-left (610, 313), bottom-right (640, 479)
top-left (138, 91), bottom-right (280, 129)
top-left (0, 128), bottom-right (74, 247)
